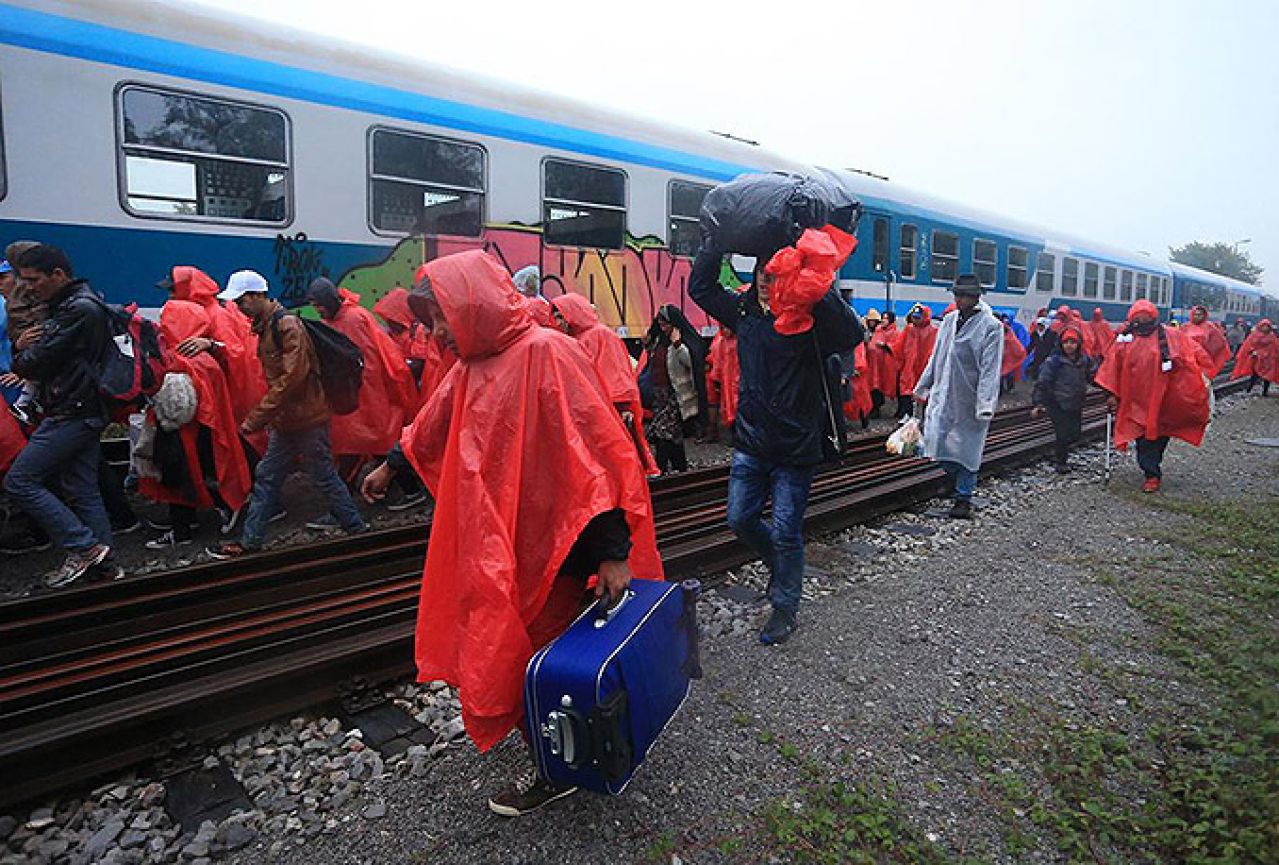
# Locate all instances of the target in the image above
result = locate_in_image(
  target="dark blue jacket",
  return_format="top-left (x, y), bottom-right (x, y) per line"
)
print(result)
top-left (689, 245), bottom-right (862, 466)
top-left (1032, 350), bottom-right (1097, 413)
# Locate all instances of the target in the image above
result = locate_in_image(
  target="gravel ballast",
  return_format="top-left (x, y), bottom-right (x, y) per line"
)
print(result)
top-left (2, 390), bottom-right (1273, 864)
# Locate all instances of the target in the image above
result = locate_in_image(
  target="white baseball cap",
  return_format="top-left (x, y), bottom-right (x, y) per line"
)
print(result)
top-left (218, 269), bottom-right (269, 301)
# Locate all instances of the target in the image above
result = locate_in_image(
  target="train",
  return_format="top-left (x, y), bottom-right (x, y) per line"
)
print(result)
top-left (1, 0), bottom-right (1272, 337)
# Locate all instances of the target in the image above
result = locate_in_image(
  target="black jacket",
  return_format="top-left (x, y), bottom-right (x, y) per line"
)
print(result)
top-left (12, 279), bottom-right (111, 420)
top-left (690, 245), bottom-right (862, 466)
top-left (1032, 350), bottom-right (1096, 413)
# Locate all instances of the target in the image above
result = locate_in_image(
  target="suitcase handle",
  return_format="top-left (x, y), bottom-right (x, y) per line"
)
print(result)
top-left (593, 588), bottom-right (635, 628)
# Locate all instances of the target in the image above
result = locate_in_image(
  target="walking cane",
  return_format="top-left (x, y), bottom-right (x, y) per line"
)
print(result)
top-left (1103, 411), bottom-right (1114, 486)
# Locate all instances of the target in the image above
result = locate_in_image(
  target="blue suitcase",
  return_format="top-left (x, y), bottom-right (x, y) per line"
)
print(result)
top-left (524, 578), bottom-right (702, 795)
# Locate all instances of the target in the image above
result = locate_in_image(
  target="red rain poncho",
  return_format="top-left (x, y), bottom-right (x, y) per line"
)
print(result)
top-left (895, 306), bottom-right (938, 396)
top-left (1001, 321), bottom-right (1028, 379)
top-left (0, 407), bottom-right (26, 473)
top-left (400, 251), bottom-right (663, 752)
top-left (409, 266), bottom-right (461, 412)
top-left (551, 293), bottom-right (658, 475)
top-left (1086, 308), bottom-right (1117, 356)
top-left (139, 300), bottom-right (251, 511)
top-left (844, 342), bottom-right (873, 421)
top-left (327, 290), bottom-right (417, 458)
top-left (708, 328), bottom-right (740, 424)
top-left (373, 287), bottom-right (431, 362)
top-left (169, 266), bottom-right (266, 425)
top-left (867, 322), bottom-right (900, 398)
top-left (764, 227), bottom-right (857, 336)
top-left (1182, 306), bottom-right (1232, 378)
top-left (1231, 319), bottom-right (1279, 383)
top-left (1095, 300), bottom-right (1211, 449)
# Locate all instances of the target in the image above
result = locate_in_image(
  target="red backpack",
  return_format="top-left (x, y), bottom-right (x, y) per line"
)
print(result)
top-left (88, 296), bottom-right (171, 416)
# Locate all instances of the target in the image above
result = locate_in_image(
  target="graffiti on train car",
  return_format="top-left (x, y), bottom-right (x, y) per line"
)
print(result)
top-left (331, 223), bottom-right (705, 334)
top-left (274, 232), bottom-right (331, 307)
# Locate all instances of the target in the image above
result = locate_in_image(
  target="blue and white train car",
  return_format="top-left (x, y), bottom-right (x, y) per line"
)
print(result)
top-left (0, 0), bottom-right (1258, 336)
top-left (1168, 261), bottom-right (1266, 325)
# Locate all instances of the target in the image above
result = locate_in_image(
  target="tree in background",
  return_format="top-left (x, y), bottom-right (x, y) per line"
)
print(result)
top-left (1170, 241), bottom-right (1264, 285)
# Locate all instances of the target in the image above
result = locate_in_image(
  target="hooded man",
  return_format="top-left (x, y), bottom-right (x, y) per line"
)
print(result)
top-left (1085, 308), bottom-right (1117, 357)
top-left (893, 303), bottom-right (939, 419)
top-left (551, 292), bottom-right (658, 475)
top-left (865, 307), bottom-right (899, 418)
top-left (1095, 299), bottom-right (1211, 492)
top-left (1231, 318), bottom-right (1279, 396)
top-left (1181, 305), bottom-right (1232, 379)
top-left (359, 250), bottom-right (661, 817)
top-left (913, 274), bottom-right (1004, 518)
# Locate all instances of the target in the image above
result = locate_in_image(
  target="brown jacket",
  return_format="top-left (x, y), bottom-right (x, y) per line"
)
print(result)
top-left (243, 301), bottom-right (330, 433)
top-left (4, 281), bottom-right (48, 343)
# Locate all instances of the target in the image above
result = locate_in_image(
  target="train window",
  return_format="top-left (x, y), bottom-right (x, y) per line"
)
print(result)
top-left (1035, 252), bottom-right (1055, 292)
top-left (118, 85), bottom-right (290, 224)
top-left (931, 229), bottom-right (958, 283)
top-left (1061, 257), bottom-right (1079, 296)
top-left (973, 239), bottom-right (997, 287)
top-left (668, 180), bottom-right (710, 258)
top-left (1103, 266), bottom-right (1117, 300)
top-left (1136, 273), bottom-right (1148, 299)
top-left (543, 158), bottom-right (626, 249)
top-left (898, 224), bottom-right (918, 279)
top-left (1008, 246), bottom-right (1028, 289)
top-left (1121, 270), bottom-right (1133, 301)
top-left (1083, 261), bottom-right (1099, 298)
top-left (368, 128), bottom-right (485, 237)
top-left (0, 76), bottom-right (5, 202)
top-left (872, 218), bottom-right (889, 273)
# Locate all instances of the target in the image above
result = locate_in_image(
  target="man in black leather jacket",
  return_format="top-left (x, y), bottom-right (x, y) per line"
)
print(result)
top-left (5, 245), bottom-right (115, 588)
top-left (690, 241), bottom-right (862, 644)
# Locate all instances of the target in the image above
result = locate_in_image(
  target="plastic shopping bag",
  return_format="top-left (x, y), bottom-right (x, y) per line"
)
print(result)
top-left (885, 417), bottom-right (923, 457)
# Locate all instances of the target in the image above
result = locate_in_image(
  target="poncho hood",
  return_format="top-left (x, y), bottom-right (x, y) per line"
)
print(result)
top-left (159, 299), bottom-right (212, 345)
top-left (170, 266), bottom-right (220, 305)
top-left (551, 293), bottom-right (600, 336)
top-left (423, 251), bottom-right (533, 360)
top-left (373, 287), bottom-right (415, 330)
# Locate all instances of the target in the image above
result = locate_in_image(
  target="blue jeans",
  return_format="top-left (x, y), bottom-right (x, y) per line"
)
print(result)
top-left (726, 450), bottom-right (814, 616)
top-left (4, 416), bottom-right (112, 552)
top-left (940, 461), bottom-right (978, 500)
top-left (239, 423), bottom-right (365, 549)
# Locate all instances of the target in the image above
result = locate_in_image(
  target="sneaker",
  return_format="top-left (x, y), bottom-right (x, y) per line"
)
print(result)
top-left (45, 544), bottom-right (110, 589)
top-left (145, 530), bottom-right (193, 551)
top-left (9, 401), bottom-right (33, 426)
top-left (759, 608), bottom-right (798, 646)
top-left (0, 535), bottom-right (53, 555)
top-left (112, 519), bottom-right (143, 536)
top-left (487, 771), bottom-right (578, 817)
top-left (1142, 477), bottom-right (1161, 493)
top-left (305, 514), bottom-right (339, 531)
top-left (385, 490), bottom-right (428, 512)
top-left (206, 542), bottom-right (257, 560)
top-left (218, 507), bottom-right (242, 536)
top-left (948, 498), bottom-right (974, 519)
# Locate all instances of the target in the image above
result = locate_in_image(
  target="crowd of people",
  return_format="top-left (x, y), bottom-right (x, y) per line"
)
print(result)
top-left (1, 229), bottom-right (1274, 817)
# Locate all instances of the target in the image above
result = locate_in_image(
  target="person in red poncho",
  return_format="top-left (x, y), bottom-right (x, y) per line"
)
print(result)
top-left (403, 266), bottom-right (460, 412)
top-left (1095, 299), bottom-right (1211, 493)
top-left (359, 250), bottom-right (662, 817)
top-left (844, 341), bottom-right (874, 429)
top-left (1085, 307), bottom-right (1117, 358)
top-left (707, 324), bottom-right (740, 439)
top-left (307, 279), bottom-right (417, 479)
top-left (893, 303), bottom-right (938, 418)
top-left (865, 309), bottom-right (899, 418)
top-left (372, 286), bottom-right (430, 368)
top-left (160, 266), bottom-right (267, 434)
top-left (139, 300), bottom-right (252, 548)
top-left (1232, 318), bottom-right (1279, 396)
top-left (550, 292), bottom-right (658, 475)
top-left (1180, 305), bottom-right (1231, 378)
top-left (998, 314), bottom-right (1028, 393)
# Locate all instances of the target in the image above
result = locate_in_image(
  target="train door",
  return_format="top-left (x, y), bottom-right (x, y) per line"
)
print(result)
top-left (866, 211), bottom-right (895, 312)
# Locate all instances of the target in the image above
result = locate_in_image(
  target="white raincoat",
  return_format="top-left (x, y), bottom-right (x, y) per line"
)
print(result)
top-left (914, 302), bottom-right (1004, 472)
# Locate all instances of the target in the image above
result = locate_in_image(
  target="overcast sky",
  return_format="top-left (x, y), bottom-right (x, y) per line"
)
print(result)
top-left (200, 0), bottom-right (1278, 289)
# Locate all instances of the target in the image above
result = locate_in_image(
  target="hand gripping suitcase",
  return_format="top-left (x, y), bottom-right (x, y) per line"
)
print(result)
top-left (524, 578), bottom-right (702, 795)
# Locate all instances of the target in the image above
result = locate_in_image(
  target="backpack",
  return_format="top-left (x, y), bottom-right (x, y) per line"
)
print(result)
top-left (272, 311), bottom-right (364, 415)
top-left (88, 296), bottom-right (170, 412)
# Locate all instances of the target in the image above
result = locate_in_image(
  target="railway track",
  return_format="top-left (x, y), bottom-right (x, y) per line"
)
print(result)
top-left (0, 382), bottom-right (1246, 809)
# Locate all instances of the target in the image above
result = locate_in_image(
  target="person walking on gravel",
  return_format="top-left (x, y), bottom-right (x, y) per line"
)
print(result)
top-left (1095, 299), bottom-right (1211, 493)
top-left (913, 274), bottom-right (1004, 519)
top-left (690, 234), bottom-right (862, 646)
top-left (1031, 323), bottom-right (1096, 473)
top-left (359, 251), bottom-right (661, 818)
top-left (208, 270), bottom-right (367, 559)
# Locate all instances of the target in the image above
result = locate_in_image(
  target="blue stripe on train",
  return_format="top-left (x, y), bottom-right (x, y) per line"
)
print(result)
top-left (0, 219), bottom-right (392, 309)
top-left (0, 4), bottom-right (751, 183)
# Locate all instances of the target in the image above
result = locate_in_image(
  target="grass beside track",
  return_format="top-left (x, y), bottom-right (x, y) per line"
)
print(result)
top-left (720, 497), bottom-right (1279, 864)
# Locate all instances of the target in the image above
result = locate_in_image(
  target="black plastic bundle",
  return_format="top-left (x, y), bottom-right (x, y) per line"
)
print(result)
top-left (699, 171), bottom-right (862, 258)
